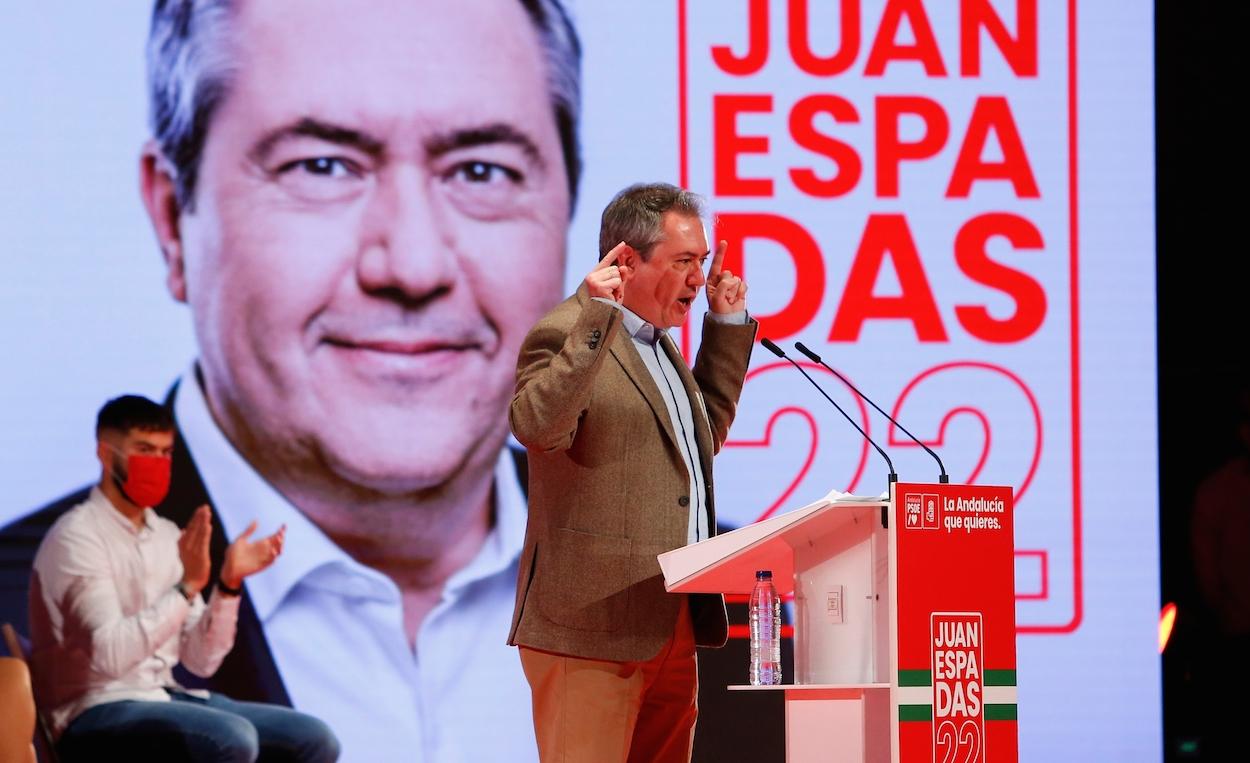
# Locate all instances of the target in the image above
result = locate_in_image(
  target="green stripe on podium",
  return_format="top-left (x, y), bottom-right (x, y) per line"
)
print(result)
top-left (899, 704), bottom-right (932, 722)
top-left (984, 704), bottom-right (1018, 721)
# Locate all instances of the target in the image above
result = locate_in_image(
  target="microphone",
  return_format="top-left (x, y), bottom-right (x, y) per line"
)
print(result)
top-left (759, 337), bottom-right (896, 486)
top-left (794, 342), bottom-right (949, 484)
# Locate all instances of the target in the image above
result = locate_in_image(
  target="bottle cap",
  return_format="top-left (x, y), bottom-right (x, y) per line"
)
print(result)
top-left (755, 570), bottom-right (772, 580)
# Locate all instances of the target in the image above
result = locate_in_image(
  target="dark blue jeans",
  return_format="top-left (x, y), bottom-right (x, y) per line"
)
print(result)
top-left (58, 690), bottom-right (340, 762)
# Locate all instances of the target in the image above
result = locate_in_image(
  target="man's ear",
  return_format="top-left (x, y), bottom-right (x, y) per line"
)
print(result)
top-left (96, 439), bottom-right (114, 476)
top-left (619, 245), bottom-right (639, 270)
top-left (139, 140), bottom-right (189, 303)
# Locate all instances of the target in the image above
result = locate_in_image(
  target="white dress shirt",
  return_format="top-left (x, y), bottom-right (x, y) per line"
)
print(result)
top-left (175, 367), bottom-right (536, 763)
top-left (30, 487), bottom-right (241, 737)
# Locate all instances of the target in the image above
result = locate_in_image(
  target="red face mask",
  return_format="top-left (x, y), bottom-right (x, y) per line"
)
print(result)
top-left (114, 453), bottom-right (172, 508)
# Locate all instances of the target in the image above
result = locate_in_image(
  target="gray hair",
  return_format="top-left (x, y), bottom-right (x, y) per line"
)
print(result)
top-left (146, 0), bottom-right (583, 212)
top-left (598, 182), bottom-right (706, 261)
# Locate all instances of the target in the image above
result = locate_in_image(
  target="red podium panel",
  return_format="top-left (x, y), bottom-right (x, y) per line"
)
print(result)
top-left (893, 483), bottom-right (1018, 763)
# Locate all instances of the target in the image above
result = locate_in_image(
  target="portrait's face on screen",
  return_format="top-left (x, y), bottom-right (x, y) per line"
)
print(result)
top-left (165, 0), bottom-right (569, 493)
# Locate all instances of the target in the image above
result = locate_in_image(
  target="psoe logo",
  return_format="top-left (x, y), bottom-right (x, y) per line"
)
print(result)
top-left (905, 493), bottom-right (923, 528)
top-left (904, 493), bottom-right (940, 530)
top-left (932, 612), bottom-right (986, 763)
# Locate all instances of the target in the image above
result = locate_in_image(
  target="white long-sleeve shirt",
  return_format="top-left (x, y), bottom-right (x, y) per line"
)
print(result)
top-left (30, 486), bottom-right (240, 737)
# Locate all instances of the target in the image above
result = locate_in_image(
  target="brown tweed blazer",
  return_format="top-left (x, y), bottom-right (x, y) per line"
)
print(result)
top-left (507, 286), bottom-right (757, 662)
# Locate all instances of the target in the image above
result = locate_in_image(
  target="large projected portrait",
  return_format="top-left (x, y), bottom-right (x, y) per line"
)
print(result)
top-left (2, 0), bottom-right (579, 760)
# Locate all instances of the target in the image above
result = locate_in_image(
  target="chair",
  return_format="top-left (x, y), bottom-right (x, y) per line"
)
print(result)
top-left (2, 623), bottom-right (58, 763)
top-left (0, 655), bottom-right (37, 763)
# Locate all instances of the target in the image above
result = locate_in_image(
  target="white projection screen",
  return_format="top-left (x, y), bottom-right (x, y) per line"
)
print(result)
top-left (0, 2), bottom-right (1157, 761)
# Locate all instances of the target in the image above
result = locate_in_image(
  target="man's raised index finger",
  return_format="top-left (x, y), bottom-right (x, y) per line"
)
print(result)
top-left (595, 241), bottom-right (630, 270)
top-left (708, 240), bottom-right (728, 277)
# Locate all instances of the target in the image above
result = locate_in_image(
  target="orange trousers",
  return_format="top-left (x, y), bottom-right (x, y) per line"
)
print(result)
top-left (518, 603), bottom-right (698, 763)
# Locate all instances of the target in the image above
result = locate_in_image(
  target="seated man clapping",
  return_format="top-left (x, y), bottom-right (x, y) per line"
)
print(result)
top-left (30, 395), bottom-right (340, 762)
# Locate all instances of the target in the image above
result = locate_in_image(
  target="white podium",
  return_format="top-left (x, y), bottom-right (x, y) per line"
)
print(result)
top-left (660, 492), bottom-right (891, 762)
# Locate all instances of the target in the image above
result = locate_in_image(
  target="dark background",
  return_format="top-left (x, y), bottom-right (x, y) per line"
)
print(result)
top-left (1157, 1), bottom-right (1249, 760)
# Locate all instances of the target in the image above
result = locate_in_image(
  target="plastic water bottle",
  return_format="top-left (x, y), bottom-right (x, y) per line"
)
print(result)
top-left (749, 570), bottom-right (782, 685)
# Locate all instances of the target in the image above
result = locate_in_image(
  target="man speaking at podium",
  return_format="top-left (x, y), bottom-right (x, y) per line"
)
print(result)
top-left (508, 183), bottom-right (757, 762)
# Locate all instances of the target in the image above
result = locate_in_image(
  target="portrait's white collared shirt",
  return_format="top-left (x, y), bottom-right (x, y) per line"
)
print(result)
top-left (175, 366), bottom-right (535, 763)
top-left (30, 487), bottom-right (241, 738)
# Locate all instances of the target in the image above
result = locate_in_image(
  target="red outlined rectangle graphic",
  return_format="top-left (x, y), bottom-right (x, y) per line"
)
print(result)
top-left (676, 0), bottom-right (1083, 634)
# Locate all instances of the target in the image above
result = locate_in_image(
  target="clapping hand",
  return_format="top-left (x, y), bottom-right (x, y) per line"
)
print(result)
top-left (178, 504), bottom-right (213, 596)
top-left (220, 520), bottom-right (286, 590)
